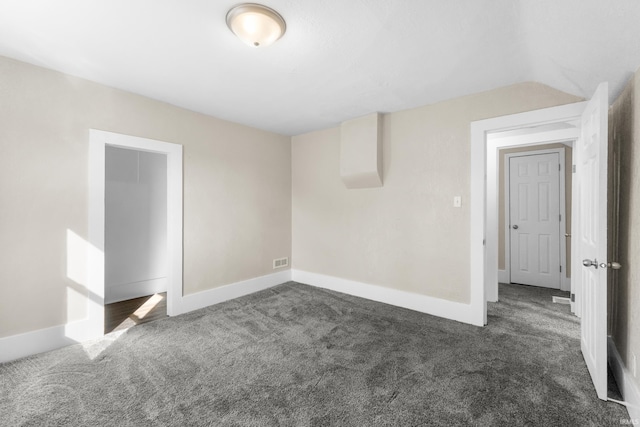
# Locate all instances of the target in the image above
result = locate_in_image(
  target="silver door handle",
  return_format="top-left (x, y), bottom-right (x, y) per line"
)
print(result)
top-left (565, 233), bottom-right (571, 237)
top-left (599, 262), bottom-right (622, 270)
top-left (512, 225), bottom-right (519, 229)
top-left (582, 259), bottom-right (598, 269)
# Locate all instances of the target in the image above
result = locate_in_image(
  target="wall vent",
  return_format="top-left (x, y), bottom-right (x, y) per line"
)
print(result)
top-left (273, 257), bottom-right (289, 269)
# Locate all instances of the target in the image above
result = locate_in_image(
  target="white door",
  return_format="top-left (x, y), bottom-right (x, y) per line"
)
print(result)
top-left (509, 153), bottom-right (561, 288)
top-left (577, 82), bottom-right (609, 400)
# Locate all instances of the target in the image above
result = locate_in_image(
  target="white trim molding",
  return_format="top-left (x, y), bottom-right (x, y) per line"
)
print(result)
top-left (105, 278), bottom-right (168, 305)
top-left (608, 337), bottom-right (640, 422)
top-left (181, 270), bottom-right (292, 314)
top-left (0, 319), bottom-right (92, 364)
top-left (292, 270), bottom-right (483, 327)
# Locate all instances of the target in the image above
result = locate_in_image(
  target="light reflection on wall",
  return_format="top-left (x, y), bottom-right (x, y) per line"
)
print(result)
top-left (65, 229), bottom-right (105, 356)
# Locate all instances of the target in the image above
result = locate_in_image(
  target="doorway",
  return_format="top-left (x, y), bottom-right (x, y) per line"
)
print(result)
top-left (468, 101), bottom-right (586, 325)
top-left (88, 130), bottom-right (183, 339)
top-left (104, 146), bottom-right (168, 333)
top-left (470, 83), bottom-right (611, 400)
top-left (508, 152), bottom-right (561, 288)
top-left (502, 147), bottom-right (570, 291)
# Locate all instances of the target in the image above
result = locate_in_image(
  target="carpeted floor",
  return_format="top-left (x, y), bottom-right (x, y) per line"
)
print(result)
top-left (0, 282), bottom-right (629, 426)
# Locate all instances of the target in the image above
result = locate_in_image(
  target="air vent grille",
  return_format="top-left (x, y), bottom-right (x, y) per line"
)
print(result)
top-left (273, 257), bottom-right (289, 269)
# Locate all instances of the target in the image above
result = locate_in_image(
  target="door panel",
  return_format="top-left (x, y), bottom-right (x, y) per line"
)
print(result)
top-left (539, 234), bottom-right (550, 273)
top-left (578, 82), bottom-right (609, 401)
top-left (509, 153), bottom-right (561, 288)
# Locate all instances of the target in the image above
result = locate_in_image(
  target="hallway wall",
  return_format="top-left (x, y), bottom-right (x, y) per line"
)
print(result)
top-left (610, 66), bottom-right (640, 395)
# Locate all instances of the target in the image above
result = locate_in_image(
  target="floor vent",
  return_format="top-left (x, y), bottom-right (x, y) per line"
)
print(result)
top-left (552, 296), bottom-right (571, 305)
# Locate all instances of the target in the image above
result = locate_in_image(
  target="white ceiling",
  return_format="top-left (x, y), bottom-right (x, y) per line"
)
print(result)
top-left (1, 0), bottom-right (639, 136)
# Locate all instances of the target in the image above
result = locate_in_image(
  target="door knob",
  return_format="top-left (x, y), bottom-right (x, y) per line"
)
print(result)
top-left (599, 262), bottom-right (622, 270)
top-left (582, 259), bottom-right (598, 268)
top-left (512, 225), bottom-right (519, 230)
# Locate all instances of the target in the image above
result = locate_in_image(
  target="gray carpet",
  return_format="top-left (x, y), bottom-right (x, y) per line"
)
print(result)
top-left (0, 282), bottom-right (629, 426)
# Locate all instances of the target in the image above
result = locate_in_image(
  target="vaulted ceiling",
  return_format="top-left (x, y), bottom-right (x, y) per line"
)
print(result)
top-left (1, 0), bottom-right (639, 135)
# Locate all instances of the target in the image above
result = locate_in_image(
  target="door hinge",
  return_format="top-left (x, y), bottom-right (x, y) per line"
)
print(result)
top-left (560, 265), bottom-right (562, 273)
top-left (559, 163), bottom-right (561, 171)
top-left (559, 214), bottom-right (562, 222)
top-left (571, 293), bottom-right (575, 302)
top-left (572, 165), bottom-right (576, 173)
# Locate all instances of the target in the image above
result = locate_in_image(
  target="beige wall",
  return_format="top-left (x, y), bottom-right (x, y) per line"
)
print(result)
top-left (498, 144), bottom-right (573, 279)
top-left (292, 82), bottom-right (582, 304)
top-left (610, 68), bottom-right (640, 393)
top-left (0, 56), bottom-right (291, 338)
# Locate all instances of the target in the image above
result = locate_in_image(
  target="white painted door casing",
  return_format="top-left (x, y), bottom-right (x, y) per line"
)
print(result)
top-left (474, 101), bottom-right (586, 325)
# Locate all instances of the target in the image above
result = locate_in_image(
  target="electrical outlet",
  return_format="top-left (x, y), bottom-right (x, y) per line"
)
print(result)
top-left (453, 196), bottom-right (462, 208)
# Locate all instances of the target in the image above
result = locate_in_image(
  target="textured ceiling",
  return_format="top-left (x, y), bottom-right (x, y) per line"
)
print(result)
top-left (0, 0), bottom-right (639, 136)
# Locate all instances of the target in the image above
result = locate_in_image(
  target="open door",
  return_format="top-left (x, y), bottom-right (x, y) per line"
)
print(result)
top-left (576, 82), bottom-right (609, 400)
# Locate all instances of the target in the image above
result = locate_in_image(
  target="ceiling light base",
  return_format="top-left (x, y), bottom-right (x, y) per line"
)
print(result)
top-left (226, 3), bottom-right (286, 48)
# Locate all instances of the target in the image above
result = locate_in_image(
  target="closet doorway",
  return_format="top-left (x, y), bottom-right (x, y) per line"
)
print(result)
top-left (88, 129), bottom-right (183, 339)
top-left (104, 146), bottom-right (168, 333)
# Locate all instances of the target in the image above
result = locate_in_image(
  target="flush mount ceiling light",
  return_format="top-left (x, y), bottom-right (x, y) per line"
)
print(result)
top-left (226, 3), bottom-right (286, 48)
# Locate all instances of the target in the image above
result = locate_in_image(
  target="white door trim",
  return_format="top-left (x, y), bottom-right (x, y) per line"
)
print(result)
top-left (486, 130), bottom-right (578, 303)
top-left (504, 148), bottom-right (568, 292)
top-left (89, 129), bottom-right (183, 339)
top-left (470, 101), bottom-right (586, 324)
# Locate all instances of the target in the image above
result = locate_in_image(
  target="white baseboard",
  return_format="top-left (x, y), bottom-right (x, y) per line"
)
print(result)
top-left (0, 318), bottom-right (94, 364)
top-left (105, 277), bottom-right (168, 304)
top-left (497, 269), bottom-right (571, 293)
top-left (498, 269), bottom-right (509, 284)
top-left (291, 269), bottom-right (480, 326)
top-left (0, 270), bottom-right (292, 364)
top-left (180, 270), bottom-right (292, 314)
top-left (608, 336), bottom-right (640, 422)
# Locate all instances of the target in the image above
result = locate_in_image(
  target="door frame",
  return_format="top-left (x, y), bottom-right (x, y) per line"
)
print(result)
top-left (88, 129), bottom-right (183, 338)
top-left (504, 148), bottom-right (568, 291)
top-left (469, 101), bottom-right (586, 325)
